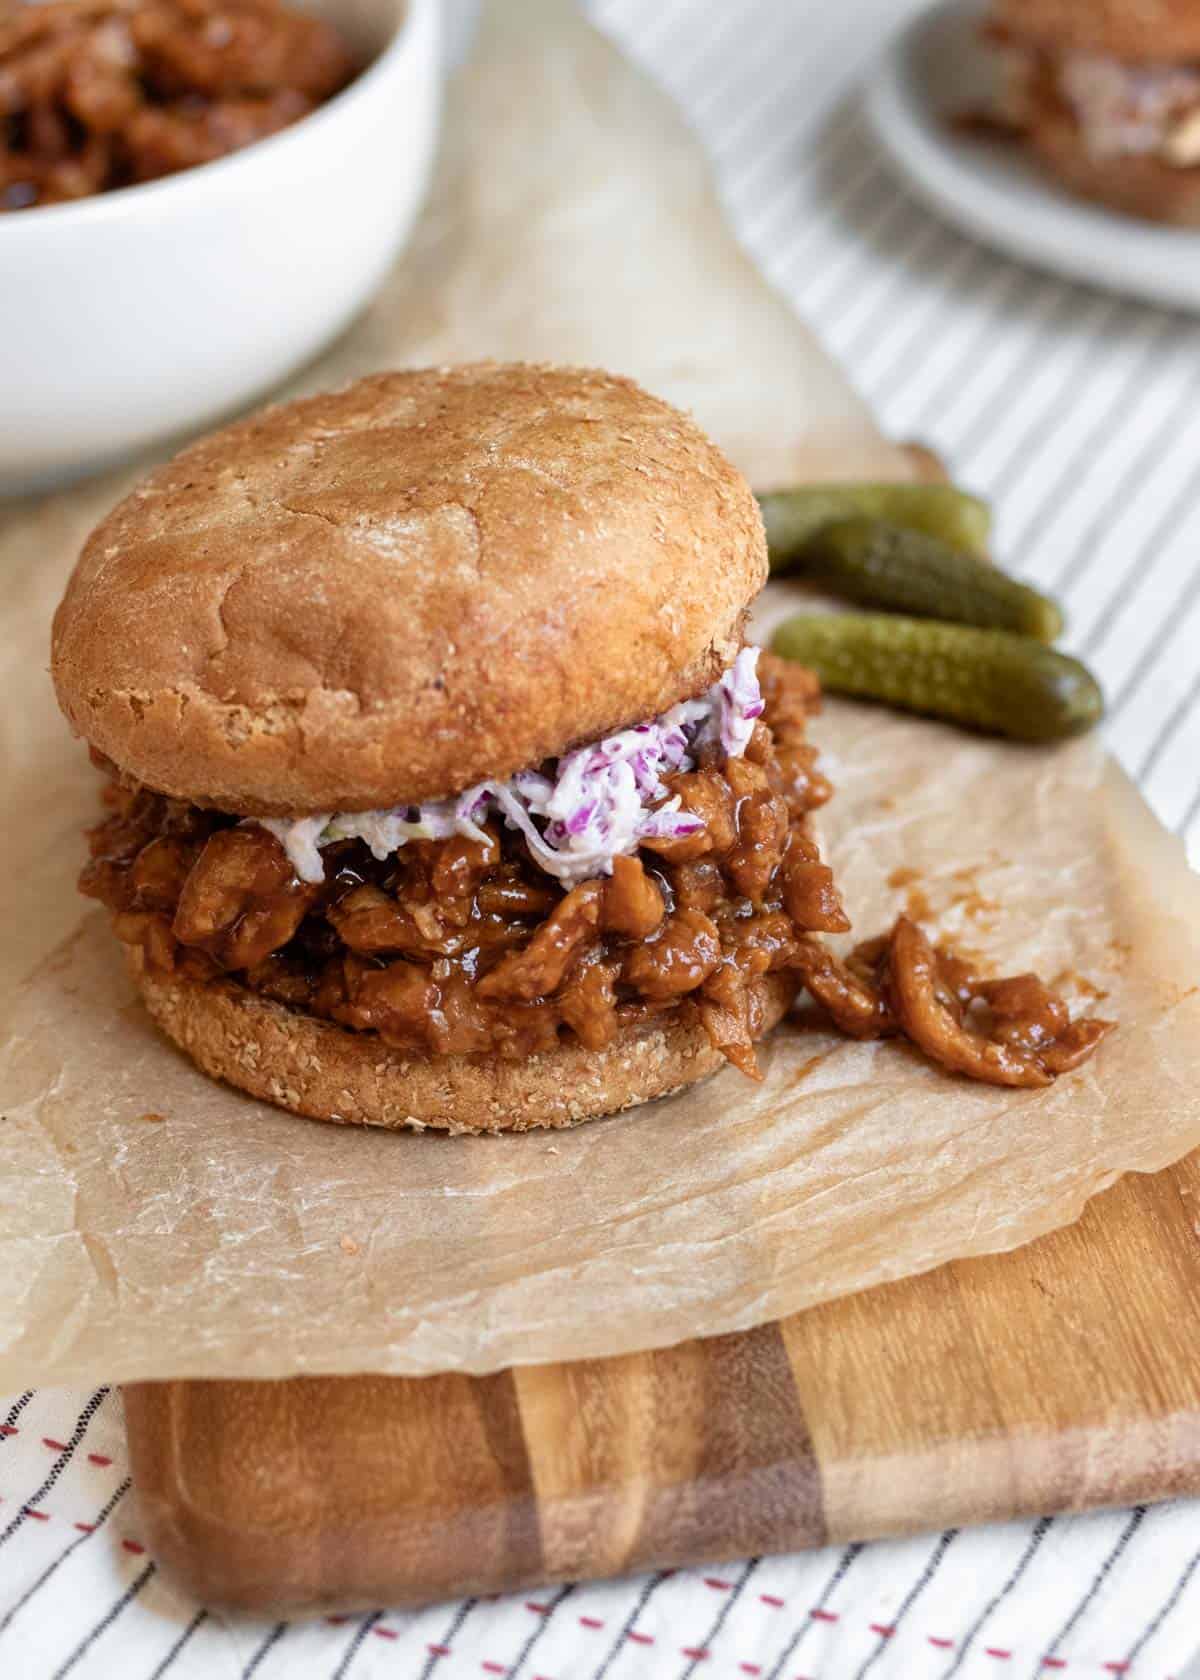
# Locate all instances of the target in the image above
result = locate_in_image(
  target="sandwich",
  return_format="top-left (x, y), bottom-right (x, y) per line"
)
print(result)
top-left (53, 362), bottom-right (1109, 1134)
top-left (52, 363), bottom-right (846, 1132)
top-left (988, 0), bottom-right (1200, 224)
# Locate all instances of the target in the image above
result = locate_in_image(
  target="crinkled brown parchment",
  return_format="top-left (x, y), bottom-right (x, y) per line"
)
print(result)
top-left (1, 0), bottom-right (1199, 1388)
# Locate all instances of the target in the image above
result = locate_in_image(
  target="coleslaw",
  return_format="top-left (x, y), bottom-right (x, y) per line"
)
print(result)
top-left (259, 647), bottom-right (765, 886)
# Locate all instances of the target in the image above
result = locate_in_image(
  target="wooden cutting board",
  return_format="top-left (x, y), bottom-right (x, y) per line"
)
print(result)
top-left (123, 1144), bottom-right (1200, 1615)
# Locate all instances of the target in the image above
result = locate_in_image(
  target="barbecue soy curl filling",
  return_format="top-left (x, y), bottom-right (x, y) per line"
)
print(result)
top-left (81, 653), bottom-right (1111, 1088)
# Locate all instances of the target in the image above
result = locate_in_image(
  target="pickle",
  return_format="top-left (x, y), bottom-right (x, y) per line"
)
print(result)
top-left (771, 614), bottom-right (1104, 742)
top-left (758, 483), bottom-right (992, 569)
top-left (784, 517), bottom-right (1063, 642)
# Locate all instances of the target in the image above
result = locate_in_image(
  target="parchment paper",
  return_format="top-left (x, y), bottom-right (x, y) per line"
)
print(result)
top-left (2, 0), bottom-right (1200, 1388)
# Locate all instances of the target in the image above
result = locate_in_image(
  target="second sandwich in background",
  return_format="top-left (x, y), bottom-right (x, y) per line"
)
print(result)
top-left (988, 0), bottom-right (1200, 224)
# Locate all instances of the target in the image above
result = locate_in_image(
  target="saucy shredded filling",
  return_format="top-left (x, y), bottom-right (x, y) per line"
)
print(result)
top-left (0, 0), bottom-right (358, 212)
top-left (79, 653), bottom-right (1112, 1087)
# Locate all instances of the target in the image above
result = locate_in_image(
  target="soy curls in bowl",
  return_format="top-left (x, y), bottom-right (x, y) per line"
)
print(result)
top-left (760, 483), bottom-right (1104, 742)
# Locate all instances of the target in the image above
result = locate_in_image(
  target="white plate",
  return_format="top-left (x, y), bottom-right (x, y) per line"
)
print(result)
top-left (865, 0), bottom-right (1200, 313)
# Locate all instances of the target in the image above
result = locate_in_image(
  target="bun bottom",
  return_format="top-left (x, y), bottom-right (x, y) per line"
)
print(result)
top-left (1029, 114), bottom-right (1200, 227)
top-left (128, 949), bottom-right (795, 1134)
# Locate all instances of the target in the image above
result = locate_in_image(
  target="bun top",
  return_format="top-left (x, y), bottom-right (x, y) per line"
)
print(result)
top-left (992, 0), bottom-right (1200, 61)
top-left (52, 364), bottom-right (766, 816)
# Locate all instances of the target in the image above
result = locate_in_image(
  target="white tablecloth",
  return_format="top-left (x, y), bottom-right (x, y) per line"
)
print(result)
top-left (5, 1), bottom-right (1200, 1674)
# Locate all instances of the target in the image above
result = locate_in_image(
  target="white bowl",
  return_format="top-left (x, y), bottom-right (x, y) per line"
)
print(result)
top-left (0, 0), bottom-right (440, 495)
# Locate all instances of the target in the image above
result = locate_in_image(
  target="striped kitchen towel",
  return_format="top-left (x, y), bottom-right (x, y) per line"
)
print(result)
top-left (0, 1387), bottom-right (1198, 1678)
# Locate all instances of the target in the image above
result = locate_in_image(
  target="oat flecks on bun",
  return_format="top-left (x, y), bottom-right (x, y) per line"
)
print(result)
top-left (52, 364), bottom-right (767, 817)
top-left (993, 0), bottom-right (1200, 62)
top-left (129, 950), bottom-right (793, 1134)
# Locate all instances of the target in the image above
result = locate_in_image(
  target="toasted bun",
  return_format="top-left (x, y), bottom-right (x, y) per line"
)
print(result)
top-left (52, 364), bottom-right (766, 817)
top-left (992, 0), bottom-right (1200, 62)
top-left (1029, 108), bottom-right (1200, 224)
top-left (129, 950), bottom-right (794, 1133)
